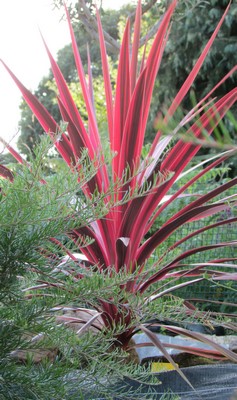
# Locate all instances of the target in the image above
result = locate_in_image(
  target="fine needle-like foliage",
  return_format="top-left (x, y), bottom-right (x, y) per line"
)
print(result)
top-left (0, 138), bottom-right (100, 399)
top-left (0, 139), bottom-right (174, 399)
top-left (1, 138), bottom-right (159, 400)
top-left (1, 0), bottom-right (237, 384)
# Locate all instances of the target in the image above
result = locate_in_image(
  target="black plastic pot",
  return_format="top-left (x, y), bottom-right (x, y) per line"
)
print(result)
top-left (145, 319), bottom-right (225, 336)
top-left (85, 363), bottom-right (237, 400)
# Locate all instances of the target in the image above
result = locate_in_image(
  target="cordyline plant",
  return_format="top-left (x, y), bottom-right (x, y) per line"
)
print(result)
top-left (1, 0), bottom-right (237, 376)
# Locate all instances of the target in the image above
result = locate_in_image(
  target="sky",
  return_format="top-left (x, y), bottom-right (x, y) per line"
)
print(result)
top-left (0, 0), bottom-right (130, 153)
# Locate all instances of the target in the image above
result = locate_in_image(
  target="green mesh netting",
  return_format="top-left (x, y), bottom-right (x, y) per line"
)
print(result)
top-left (157, 209), bottom-right (236, 311)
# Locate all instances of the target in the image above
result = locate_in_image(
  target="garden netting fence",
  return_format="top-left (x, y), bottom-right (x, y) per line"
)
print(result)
top-left (157, 207), bottom-right (236, 311)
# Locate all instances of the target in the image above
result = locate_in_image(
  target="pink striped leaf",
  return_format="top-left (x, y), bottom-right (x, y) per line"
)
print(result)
top-left (64, 4), bottom-right (100, 149)
top-left (96, 8), bottom-right (114, 140)
top-left (166, 1), bottom-right (232, 119)
top-left (122, 89), bottom-right (237, 260)
top-left (112, 20), bottom-right (131, 177)
top-left (0, 165), bottom-right (14, 182)
top-left (130, 0), bottom-right (142, 92)
top-left (139, 242), bottom-right (237, 293)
